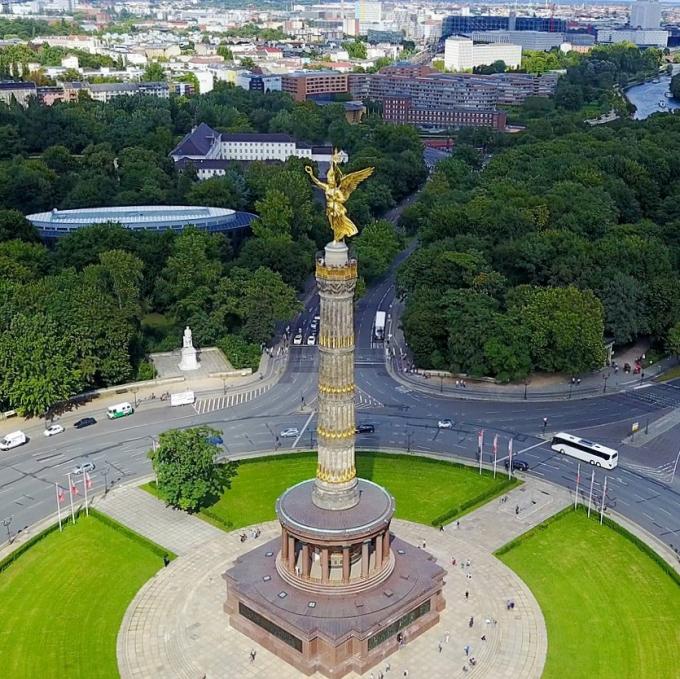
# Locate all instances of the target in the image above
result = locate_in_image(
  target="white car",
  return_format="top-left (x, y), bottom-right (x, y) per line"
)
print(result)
top-left (44, 424), bottom-right (65, 437)
top-left (438, 419), bottom-right (453, 429)
top-left (293, 334), bottom-right (303, 346)
top-left (280, 428), bottom-right (300, 438)
top-left (310, 319), bottom-right (318, 332)
top-left (307, 334), bottom-right (316, 346)
top-left (72, 461), bottom-right (95, 475)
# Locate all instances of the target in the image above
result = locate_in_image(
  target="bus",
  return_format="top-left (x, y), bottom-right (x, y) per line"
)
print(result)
top-left (107, 402), bottom-right (134, 419)
top-left (550, 432), bottom-right (618, 469)
top-left (374, 311), bottom-right (386, 341)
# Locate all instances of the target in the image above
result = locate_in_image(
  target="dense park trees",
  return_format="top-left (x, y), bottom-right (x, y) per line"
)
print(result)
top-left (399, 113), bottom-right (680, 381)
top-left (0, 84), bottom-right (426, 414)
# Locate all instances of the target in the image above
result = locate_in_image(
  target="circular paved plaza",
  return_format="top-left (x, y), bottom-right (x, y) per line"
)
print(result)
top-left (117, 519), bottom-right (546, 679)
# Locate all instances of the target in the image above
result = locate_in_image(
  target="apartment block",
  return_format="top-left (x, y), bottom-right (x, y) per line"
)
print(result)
top-left (280, 70), bottom-right (348, 101)
top-left (383, 96), bottom-right (507, 130)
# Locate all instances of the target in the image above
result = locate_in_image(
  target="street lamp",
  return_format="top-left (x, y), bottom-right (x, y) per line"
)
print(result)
top-left (603, 373), bottom-right (610, 393)
top-left (223, 378), bottom-right (227, 395)
top-left (2, 516), bottom-right (13, 544)
top-left (406, 430), bottom-right (413, 453)
top-left (523, 380), bottom-right (528, 400)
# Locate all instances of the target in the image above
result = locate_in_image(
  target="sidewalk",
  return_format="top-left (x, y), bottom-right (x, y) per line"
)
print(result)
top-left (0, 343), bottom-right (289, 437)
top-left (386, 303), bottom-right (677, 401)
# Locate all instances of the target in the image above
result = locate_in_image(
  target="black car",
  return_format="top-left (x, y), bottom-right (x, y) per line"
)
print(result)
top-left (74, 417), bottom-right (96, 429)
top-left (504, 459), bottom-right (529, 472)
top-left (356, 424), bottom-right (375, 434)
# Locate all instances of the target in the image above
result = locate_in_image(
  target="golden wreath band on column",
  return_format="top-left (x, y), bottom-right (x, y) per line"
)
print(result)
top-left (316, 465), bottom-right (357, 483)
top-left (318, 383), bottom-right (355, 395)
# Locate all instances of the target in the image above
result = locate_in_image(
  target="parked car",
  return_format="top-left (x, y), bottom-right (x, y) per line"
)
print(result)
top-left (310, 319), bottom-right (318, 332)
top-left (44, 424), bottom-right (65, 437)
top-left (356, 424), bottom-right (375, 434)
top-left (72, 461), bottom-right (95, 475)
top-left (74, 417), bottom-right (96, 429)
top-left (207, 434), bottom-right (224, 446)
top-left (438, 419), bottom-right (453, 429)
top-left (307, 334), bottom-right (316, 346)
top-left (293, 334), bottom-right (303, 346)
top-left (504, 459), bottom-right (529, 472)
top-left (280, 428), bottom-right (300, 438)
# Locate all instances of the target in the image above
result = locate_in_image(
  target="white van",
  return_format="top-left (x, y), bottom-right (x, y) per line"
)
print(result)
top-left (107, 402), bottom-right (134, 420)
top-left (0, 430), bottom-right (27, 450)
top-left (170, 391), bottom-right (195, 407)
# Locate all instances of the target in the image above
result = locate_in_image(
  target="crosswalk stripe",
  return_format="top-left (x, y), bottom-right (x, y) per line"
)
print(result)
top-left (193, 383), bottom-right (273, 415)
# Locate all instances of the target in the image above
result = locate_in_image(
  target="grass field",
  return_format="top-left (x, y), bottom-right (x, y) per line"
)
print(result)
top-left (152, 451), bottom-right (516, 529)
top-left (0, 513), bottom-right (166, 679)
top-left (498, 510), bottom-right (680, 679)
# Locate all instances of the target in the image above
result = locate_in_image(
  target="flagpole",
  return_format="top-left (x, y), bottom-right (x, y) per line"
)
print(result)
top-left (507, 438), bottom-right (513, 480)
top-left (67, 472), bottom-right (76, 524)
top-left (599, 476), bottom-right (608, 525)
top-left (83, 473), bottom-right (89, 517)
top-left (574, 463), bottom-right (581, 510)
top-left (478, 430), bottom-right (483, 475)
top-left (55, 483), bottom-right (63, 532)
top-left (587, 469), bottom-right (595, 518)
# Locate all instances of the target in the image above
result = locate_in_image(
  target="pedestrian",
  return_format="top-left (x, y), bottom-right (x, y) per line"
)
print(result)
top-left (163, 554), bottom-right (169, 567)
top-left (464, 644), bottom-right (471, 656)
top-left (456, 520), bottom-right (460, 529)
top-left (465, 590), bottom-right (469, 600)
top-left (439, 524), bottom-right (444, 532)
top-left (403, 671), bottom-right (408, 678)
top-left (466, 572), bottom-right (472, 580)
top-left (422, 540), bottom-right (426, 548)
top-left (463, 665), bottom-right (469, 673)
top-left (438, 641), bottom-right (443, 653)
top-left (451, 557), bottom-right (457, 566)
top-left (456, 380), bottom-right (460, 388)
top-left (445, 631), bottom-right (450, 643)
top-left (462, 380), bottom-right (466, 388)
top-left (370, 673), bottom-right (374, 679)
top-left (469, 616), bottom-right (474, 628)
top-left (515, 505), bottom-right (520, 515)
top-left (481, 635), bottom-right (486, 641)
top-left (577, 378), bottom-right (581, 386)
top-left (385, 662), bottom-right (391, 672)
top-left (249, 649), bottom-right (256, 663)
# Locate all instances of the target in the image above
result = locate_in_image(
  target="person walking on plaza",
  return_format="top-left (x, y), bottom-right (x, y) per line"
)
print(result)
top-left (249, 649), bottom-right (256, 663)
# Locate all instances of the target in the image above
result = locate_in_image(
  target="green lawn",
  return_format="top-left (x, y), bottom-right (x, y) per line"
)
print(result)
top-left (159, 451), bottom-right (517, 529)
top-left (0, 513), bottom-right (167, 679)
top-left (498, 510), bottom-right (680, 679)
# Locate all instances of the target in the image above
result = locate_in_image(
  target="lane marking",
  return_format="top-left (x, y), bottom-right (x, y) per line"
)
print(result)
top-left (292, 411), bottom-right (315, 449)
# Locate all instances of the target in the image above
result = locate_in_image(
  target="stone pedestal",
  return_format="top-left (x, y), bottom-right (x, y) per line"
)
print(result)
top-left (178, 345), bottom-right (199, 371)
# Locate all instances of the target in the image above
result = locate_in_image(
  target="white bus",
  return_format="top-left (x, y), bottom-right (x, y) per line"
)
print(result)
top-left (107, 402), bottom-right (134, 419)
top-left (551, 432), bottom-right (618, 469)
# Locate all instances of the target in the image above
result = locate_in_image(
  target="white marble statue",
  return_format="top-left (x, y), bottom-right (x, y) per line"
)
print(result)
top-left (179, 325), bottom-right (199, 371)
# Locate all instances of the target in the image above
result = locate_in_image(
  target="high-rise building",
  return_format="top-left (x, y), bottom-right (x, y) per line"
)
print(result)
top-left (442, 14), bottom-right (566, 38)
top-left (444, 36), bottom-right (522, 71)
top-left (630, 0), bottom-right (662, 30)
top-left (355, 0), bottom-right (382, 25)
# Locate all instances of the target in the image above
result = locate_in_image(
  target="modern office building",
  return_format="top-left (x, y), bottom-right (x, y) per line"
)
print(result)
top-left (442, 14), bottom-right (566, 38)
top-left (467, 30), bottom-right (567, 52)
top-left (596, 28), bottom-right (668, 47)
top-left (235, 72), bottom-right (282, 93)
top-left (630, 0), bottom-right (662, 30)
top-left (0, 81), bottom-right (37, 106)
top-left (444, 36), bottom-right (522, 71)
top-left (281, 70), bottom-right (349, 101)
top-left (26, 206), bottom-right (255, 239)
top-left (170, 123), bottom-right (346, 179)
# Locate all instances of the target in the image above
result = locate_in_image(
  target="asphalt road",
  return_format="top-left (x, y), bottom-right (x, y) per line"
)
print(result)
top-left (1, 160), bottom-right (678, 558)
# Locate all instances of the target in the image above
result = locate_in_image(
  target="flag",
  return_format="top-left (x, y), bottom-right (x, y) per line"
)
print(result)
top-left (477, 430), bottom-right (484, 453)
top-left (493, 434), bottom-right (498, 457)
top-left (85, 473), bottom-right (93, 490)
top-left (508, 438), bottom-right (513, 457)
top-left (70, 481), bottom-right (79, 496)
top-left (57, 486), bottom-right (65, 504)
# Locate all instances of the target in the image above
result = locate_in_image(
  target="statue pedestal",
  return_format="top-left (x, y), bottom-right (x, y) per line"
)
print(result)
top-left (179, 346), bottom-right (199, 371)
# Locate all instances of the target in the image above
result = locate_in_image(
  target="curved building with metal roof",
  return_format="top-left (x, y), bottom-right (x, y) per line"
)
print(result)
top-left (27, 205), bottom-right (256, 239)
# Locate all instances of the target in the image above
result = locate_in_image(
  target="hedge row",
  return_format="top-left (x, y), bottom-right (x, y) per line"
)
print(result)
top-left (200, 508), bottom-right (234, 531)
top-left (0, 510), bottom-right (83, 575)
top-left (0, 509), bottom-right (175, 575)
top-left (495, 505), bottom-right (680, 586)
top-left (89, 509), bottom-right (176, 561)
top-left (430, 476), bottom-right (519, 527)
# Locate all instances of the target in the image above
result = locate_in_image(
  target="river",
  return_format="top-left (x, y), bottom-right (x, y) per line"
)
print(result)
top-left (625, 69), bottom-right (680, 120)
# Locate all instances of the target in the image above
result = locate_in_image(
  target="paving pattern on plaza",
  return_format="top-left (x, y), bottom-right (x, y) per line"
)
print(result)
top-left (107, 479), bottom-right (571, 679)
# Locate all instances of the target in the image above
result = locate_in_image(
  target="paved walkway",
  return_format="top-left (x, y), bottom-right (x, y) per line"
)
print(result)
top-left (106, 479), bottom-right (569, 679)
top-left (96, 486), bottom-right (224, 556)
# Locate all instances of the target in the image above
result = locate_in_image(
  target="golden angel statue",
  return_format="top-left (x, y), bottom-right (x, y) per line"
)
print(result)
top-left (305, 150), bottom-right (374, 242)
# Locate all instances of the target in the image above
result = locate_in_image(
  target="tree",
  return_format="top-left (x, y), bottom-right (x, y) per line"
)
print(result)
top-left (342, 40), bottom-right (367, 60)
top-left (143, 61), bottom-right (165, 81)
top-left (353, 219), bottom-right (402, 283)
top-left (217, 44), bottom-right (233, 61)
top-left (185, 171), bottom-right (248, 210)
top-left (667, 320), bottom-right (680, 356)
top-left (515, 286), bottom-right (606, 374)
top-left (0, 313), bottom-right (84, 415)
top-left (149, 426), bottom-right (227, 511)
top-left (0, 209), bottom-right (38, 242)
top-left (669, 73), bottom-right (680, 100)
